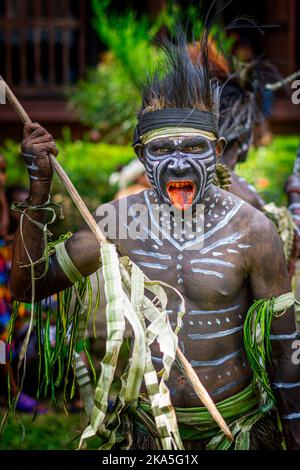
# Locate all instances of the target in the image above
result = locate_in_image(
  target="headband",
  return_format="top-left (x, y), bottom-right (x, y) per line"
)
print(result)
top-left (133, 108), bottom-right (218, 146)
top-left (140, 127), bottom-right (217, 144)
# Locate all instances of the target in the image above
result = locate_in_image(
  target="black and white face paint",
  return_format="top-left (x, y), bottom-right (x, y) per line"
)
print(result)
top-left (140, 135), bottom-right (217, 210)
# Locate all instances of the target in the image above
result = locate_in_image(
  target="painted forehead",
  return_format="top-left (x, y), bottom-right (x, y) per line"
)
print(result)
top-left (146, 135), bottom-right (214, 146)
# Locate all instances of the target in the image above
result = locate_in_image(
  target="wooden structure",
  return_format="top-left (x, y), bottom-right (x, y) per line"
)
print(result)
top-left (0, 0), bottom-right (92, 141)
top-left (0, 0), bottom-right (299, 142)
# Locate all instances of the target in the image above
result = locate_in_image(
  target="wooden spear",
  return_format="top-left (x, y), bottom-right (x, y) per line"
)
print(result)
top-left (0, 76), bottom-right (233, 442)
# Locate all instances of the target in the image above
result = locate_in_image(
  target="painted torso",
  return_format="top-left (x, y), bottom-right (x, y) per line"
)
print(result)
top-left (100, 186), bottom-right (260, 407)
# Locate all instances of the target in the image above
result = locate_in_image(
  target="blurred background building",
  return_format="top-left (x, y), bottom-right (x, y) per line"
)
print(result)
top-left (0, 0), bottom-right (299, 143)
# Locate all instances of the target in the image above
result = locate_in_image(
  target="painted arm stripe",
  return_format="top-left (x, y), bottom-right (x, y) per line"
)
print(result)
top-left (138, 261), bottom-right (168, 270)
top-left (270, 331), bottom-right (298, 340)
top-left (188, 324), bottom-right (243, 340)
top-left (273, 381), bottom-right (300, 389)
top-left (282, 412), bottom-right (300, 420)
top-left (26, 163), bottom-right (39, 171)
top-left (22, 153), bottom-right (36, 159)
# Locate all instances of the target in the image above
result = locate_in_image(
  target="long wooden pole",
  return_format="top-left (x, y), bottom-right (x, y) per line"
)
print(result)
top-left (1, 76), bottom-right (233, 441)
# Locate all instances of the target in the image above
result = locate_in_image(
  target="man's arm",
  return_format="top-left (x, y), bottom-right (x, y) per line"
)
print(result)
top-left (11, 123), bottom-right (102, 301)
top-left (247, 211), bottom-right (300, 449)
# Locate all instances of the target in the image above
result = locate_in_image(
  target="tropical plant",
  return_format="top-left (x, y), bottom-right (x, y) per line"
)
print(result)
top-left (1, 134), bottom-right (298, 231)
top-left (236, 135), bottom-right (299, 206)
top-left (68, 0), bottom-right (234, 144)
top-left (0, 133), bottom-right (134, 233)
top-left (68, 0), bottom-right (162, 144)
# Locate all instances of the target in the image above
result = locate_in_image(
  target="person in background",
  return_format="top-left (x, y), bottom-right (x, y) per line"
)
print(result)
top-left (110, 159), bottom-right (151, 200)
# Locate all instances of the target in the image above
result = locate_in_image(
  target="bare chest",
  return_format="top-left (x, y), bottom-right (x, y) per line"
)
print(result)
top-left (118, 221), bottom-right (250, 308)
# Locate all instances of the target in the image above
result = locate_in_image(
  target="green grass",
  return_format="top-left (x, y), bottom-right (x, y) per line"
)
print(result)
top-left (236, 135), bottom-right (299, 206)
top-left (0, 411), bottom-right (87, 450)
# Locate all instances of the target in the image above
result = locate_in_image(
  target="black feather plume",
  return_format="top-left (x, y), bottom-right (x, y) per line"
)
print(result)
top-left (139, 24), bottom-right (221, 119)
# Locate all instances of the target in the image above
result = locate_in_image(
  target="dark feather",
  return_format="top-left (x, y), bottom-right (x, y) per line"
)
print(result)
top-left (139, 24), bottom-right (220, 119)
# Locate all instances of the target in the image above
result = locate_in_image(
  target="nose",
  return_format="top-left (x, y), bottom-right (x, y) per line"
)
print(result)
top-left (168, 154), bottom-right (190, 175)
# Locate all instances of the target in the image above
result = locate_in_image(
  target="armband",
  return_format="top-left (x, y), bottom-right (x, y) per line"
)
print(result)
top-left (55, 241), bottom-right (83, 284)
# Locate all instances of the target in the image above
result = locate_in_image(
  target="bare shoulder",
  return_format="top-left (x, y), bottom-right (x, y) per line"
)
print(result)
top-left (218, 188), bottom-right (276, 238)
top-left (219, 189), bottom-right (286, 282)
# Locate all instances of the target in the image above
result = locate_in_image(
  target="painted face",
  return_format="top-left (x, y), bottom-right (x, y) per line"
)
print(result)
top-left (141, 135), bottom-right (217, 210)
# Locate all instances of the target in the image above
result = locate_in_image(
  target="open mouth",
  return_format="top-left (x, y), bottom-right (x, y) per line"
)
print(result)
top-left (166, 180), bottom-right (196, 210)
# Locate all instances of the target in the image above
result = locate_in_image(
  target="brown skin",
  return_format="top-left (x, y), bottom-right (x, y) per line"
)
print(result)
top-left (11, 123), bottom-right (300, 449)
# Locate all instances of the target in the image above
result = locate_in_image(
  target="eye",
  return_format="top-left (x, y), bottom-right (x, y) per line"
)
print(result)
top-left (183, 144), bottom-right (207, 153)
top-left (151, 147), bottom-right (170, 156)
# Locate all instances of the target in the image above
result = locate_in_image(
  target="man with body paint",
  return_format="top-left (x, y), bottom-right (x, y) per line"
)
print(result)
top-left (10, 33), bottom-right (300, 449)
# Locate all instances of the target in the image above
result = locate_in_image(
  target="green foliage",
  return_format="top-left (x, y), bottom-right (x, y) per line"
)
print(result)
top-left (1, 134), bottom-right (298, 231)
top-left (69, 0), bottom-right (234, 144)
top-left (162, 3), bottom-right (235, 54)
top-left (69, 0), bottom-right (162, 144)
top-left (91, 0), bottom-right (160, 85)
top-left (1, 136), bottom-right (134, 205)
top-left (0, 412), bottom-right (87, 450)
top-left (69, 65), bottom-right (140, 145)
top-left (0, 135), bottom-right (134, 233)
top-left (56, 136), bottom-right (134, 204)
top-left (236, 135), bottom-right (299, 206)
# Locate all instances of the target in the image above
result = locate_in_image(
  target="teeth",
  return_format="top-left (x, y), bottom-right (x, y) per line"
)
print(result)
top-left (168, 181), bottom-right (194, 189)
